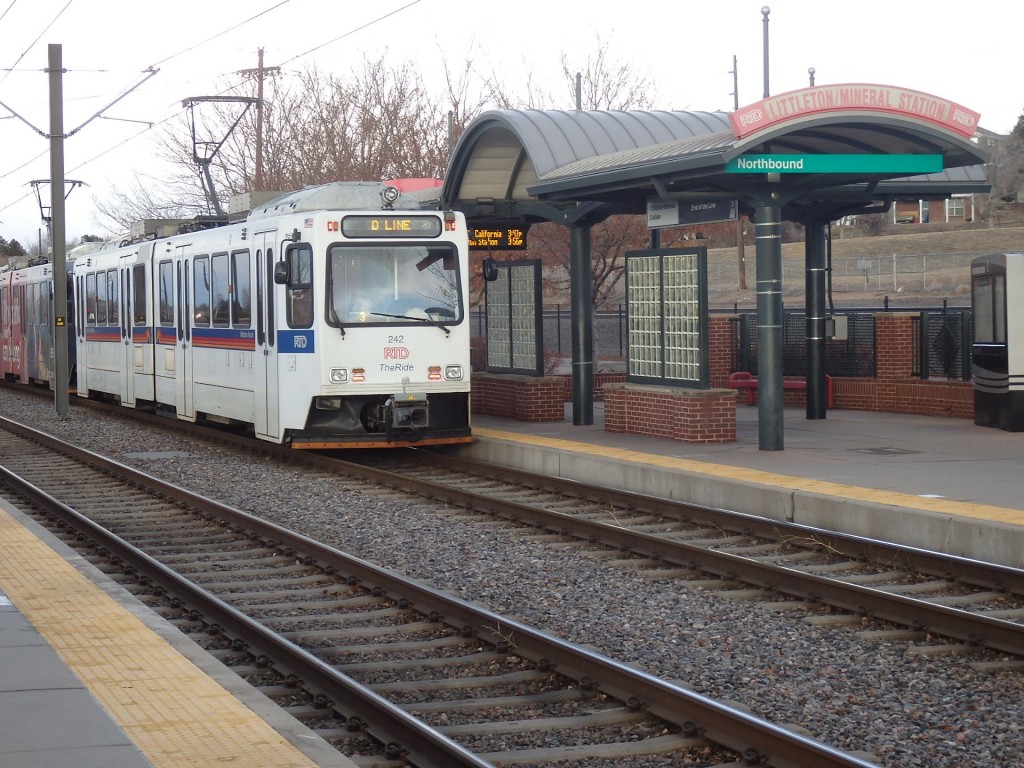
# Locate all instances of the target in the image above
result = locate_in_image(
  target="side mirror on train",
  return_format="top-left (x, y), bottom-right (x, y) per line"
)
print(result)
top-left (273, 261), bottom-right (289, 285)
top-left (482, 258), bottom-right (499, 282)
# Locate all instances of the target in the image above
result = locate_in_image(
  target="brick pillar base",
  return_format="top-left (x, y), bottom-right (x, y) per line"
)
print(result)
top-left (604, 383), bottom-right (737, 443)
top-left (471, 373), bottom-right (565, 422)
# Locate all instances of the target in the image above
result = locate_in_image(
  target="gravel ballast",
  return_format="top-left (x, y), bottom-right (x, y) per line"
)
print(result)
top-left (2, 391), bottom-right (1022, 768)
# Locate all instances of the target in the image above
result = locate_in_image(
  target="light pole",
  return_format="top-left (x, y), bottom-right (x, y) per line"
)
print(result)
top-left (761, 6), bottom-right (770, 98)
top-left (808, 67), bottom-right (816, 87)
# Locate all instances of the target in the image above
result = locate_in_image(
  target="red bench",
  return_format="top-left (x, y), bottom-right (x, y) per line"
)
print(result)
top-left (727, 371), bottom-right (833, 408)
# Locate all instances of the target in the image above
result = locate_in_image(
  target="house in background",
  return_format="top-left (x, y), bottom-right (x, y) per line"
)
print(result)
top-left (888, 126), bottom-right (1006, 225)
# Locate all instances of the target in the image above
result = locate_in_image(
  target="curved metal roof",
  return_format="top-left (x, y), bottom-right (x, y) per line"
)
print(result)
top-left (441, 109), bottom-right (731, 210)
top-left (442, 94), bottom-right (991, 226)
top-left (529, 114), bottom-right (989, 206)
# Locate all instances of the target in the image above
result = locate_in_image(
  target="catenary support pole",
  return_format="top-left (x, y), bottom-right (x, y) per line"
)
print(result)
top-left (49, 44), bottom-right (69, 418)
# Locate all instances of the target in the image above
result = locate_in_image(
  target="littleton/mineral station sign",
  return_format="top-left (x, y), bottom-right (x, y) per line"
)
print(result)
top-left (725, 154), bottom-right (944, 174)
top-left (730, 84), bottom-right (980, 140)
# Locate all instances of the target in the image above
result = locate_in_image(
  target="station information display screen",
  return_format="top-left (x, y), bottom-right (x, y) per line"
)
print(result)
top-left (468, 226), bottom-right (528, 251)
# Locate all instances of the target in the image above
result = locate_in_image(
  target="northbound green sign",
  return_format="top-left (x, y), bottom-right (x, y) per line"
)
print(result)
top-left (726, 154), bottom-right (943, 174)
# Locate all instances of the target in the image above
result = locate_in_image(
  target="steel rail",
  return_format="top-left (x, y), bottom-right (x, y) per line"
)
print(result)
top-left (338, 451), bottom-right (1024, 657)
top-left (0, 463), bottom-right (493, 768)
top-left (412, 450), bottom-right (1024, 595)
top-left (0, 415), bottom-right (880, 768)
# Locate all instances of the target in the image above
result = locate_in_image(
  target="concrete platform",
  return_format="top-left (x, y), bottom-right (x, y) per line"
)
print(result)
top-left (461, 403), bottom-right (1024, 569)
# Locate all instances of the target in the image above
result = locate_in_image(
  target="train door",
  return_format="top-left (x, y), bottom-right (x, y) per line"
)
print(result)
top-left (118, 253), bottom-right (136, 406)
top-left (254, 230), bottom-right (280, 439)
top-left (127, 251), bottom-right (154, 403)
top-left (0, 271), bottom-right (9, 379)
top-left (175, 245), bottom-right (196, 420)
top-left (12, 273), bottom-right (26, 382)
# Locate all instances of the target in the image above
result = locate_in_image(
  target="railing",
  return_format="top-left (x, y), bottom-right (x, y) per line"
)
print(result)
top-left (471, 303), bottom-right (973, 383)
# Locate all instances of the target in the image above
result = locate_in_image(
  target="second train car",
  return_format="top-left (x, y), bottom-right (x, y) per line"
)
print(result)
top-left (72, 181), bottom-right (473, 448)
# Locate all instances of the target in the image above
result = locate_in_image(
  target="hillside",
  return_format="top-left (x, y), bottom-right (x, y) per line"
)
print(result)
top-left (704, 225), bottom-right (1024, 309)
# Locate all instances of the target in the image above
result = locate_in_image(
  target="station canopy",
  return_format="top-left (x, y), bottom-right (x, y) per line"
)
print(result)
top-left (441, 84), bottom-right (991, 226)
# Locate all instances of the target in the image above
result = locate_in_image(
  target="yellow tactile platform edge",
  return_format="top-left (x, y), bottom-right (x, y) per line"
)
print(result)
top-left (0, 506), bottom-right (319, 768)
top-left (473, 427), bottom-right (1024, 527)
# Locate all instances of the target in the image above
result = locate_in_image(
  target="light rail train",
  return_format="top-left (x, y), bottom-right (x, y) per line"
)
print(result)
top-left (1, 181), bottom-right (474, 448)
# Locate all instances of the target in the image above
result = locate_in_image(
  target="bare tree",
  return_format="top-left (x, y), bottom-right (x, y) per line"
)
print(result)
top-left (984, 112), bottom-right (1024, 223)
top-left (560, 35), bottom-right (656, 111)
top-left (94, 54), bottom-right (478, 229)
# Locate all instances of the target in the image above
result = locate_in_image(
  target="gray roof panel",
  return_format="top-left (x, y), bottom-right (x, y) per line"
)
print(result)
top-left (442, 109), bottom-right (731, 206)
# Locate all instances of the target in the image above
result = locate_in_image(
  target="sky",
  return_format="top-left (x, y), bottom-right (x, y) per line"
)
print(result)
top-left (0, 0), bottom-right (1020, 248)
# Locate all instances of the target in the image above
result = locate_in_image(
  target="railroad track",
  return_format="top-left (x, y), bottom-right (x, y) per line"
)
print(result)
top-left (60, 391), bottom-right (1024, 660)
top-left (362, 449), bottom-right (1024, 661)
top-left (0, 414), bottom-right (879, 768)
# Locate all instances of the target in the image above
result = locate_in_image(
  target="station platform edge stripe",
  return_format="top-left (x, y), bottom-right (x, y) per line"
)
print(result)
top-left (472, 427), bottom-right (1024, 528)
top-left (0, 505), bottom-right (319, 768)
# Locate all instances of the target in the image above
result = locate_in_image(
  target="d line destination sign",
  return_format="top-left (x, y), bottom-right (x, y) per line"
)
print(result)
top-left (725, 154), bottom-right (943, 174)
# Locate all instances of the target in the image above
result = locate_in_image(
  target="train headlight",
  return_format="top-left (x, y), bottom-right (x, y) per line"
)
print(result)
top-left (444, 364), bottom-right (464, 381)
top-left (329, 367), bottom-right (348, 383)
top-left (381, 185), bottom-right (400, 207)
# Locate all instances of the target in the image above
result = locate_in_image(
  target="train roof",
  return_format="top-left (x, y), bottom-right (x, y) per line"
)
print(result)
top-left (244, 181), bottom-right (426, 221)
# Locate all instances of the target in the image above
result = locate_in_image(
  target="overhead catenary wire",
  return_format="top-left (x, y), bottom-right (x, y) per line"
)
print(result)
top-left (0, 0), bottom-right (425, 228)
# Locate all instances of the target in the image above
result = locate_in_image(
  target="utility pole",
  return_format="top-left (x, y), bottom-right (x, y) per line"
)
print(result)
top-left (762, 6), bottom-right (771, 98)
top-left (238, 49), bottom-right (280, 192)
top-left (730, 54), bottom-right (747, 290)
top-left (48, 44), bottom-right (70, 417)
top-left (3, 46), bottom-right (156, 415)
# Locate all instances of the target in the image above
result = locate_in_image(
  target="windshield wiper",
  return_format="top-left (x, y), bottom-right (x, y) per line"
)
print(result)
top-left (370, 312), bottom-right (450, 336)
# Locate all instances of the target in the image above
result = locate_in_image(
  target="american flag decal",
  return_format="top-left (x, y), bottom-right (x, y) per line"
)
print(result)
top-left (304, 217), bottom-right (313, 228)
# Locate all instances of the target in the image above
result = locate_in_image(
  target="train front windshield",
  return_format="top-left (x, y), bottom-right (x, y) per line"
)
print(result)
top-left (328, 244), bottom-right (462, 326)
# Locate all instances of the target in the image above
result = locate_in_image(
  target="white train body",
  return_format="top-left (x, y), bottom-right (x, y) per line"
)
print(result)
top-left (72, 182), bottom-right (473, 448)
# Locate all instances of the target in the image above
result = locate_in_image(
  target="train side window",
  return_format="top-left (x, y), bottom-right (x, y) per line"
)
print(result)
top-left (256, 248), bottom-right (265, 345)
top-left (266, 247), bottom-right (275, 346)
top-left (95, 271), bottom-right (109, 325)
top-left (211, 252), bottom-right (230, 327)
top-left (133, 265), bottom-right (147, 324)
top-left (285, 244), bottom-right (313, 329)
top-left (231, 249), bottom-right (251, 327)
top-left (193, 256), bottom-right (211, 327)
top-left (107, 269), bottom-right (119, 326)
top-left (85, 273), bottom-right (97, 324)
top-left (184, 260), bottom-right (191, 340)
top-left (158, 261), bottom-right (174, 326)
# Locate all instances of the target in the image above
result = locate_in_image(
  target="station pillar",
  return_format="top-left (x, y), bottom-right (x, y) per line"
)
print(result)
top-left (569, 223), bottom-right (594, 425)
top-left (755, 202), bottom-right (784, 450)
top-left (805, 221), bottom-right (828, 419)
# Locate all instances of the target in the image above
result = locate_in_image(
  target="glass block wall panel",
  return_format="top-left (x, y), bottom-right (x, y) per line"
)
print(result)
top-left (485, 260), bottom-right (543, 375)
top-left (663, 252), bottom-right (701, 382)
top-left (486, 268), bottom-right (511, 368)
top-left (627, 255), bottom-right (663, 378)
top-left (510, 265), bottom-right (538, 370)
top-left (626, 247), bottom-right (708, 388)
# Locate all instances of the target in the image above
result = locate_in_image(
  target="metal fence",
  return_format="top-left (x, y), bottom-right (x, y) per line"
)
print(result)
top-left (727, 312), bottom-right (880, 378)
top-left (471, 304), bottom-right (973, 381)
top-left (703, 251), bottom-right (980, 298)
